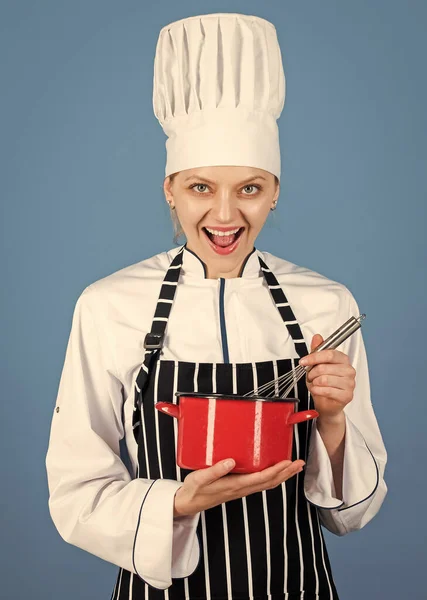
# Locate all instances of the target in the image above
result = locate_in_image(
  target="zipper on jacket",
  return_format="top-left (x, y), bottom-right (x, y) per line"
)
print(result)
top-left (219, 278), bottom-right (230, 363)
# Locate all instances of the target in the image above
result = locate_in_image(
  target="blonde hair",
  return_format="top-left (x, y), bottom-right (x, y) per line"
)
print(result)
top-left (168, 172), bottom-right (185, 245)
top-left (167, 172), bottom-right (279, 245)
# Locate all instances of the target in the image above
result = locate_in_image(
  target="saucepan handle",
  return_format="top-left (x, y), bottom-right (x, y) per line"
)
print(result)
top-left (288, 409), bottom-right (319, 425)
top-left (155, 402), bottom-right (180, 419)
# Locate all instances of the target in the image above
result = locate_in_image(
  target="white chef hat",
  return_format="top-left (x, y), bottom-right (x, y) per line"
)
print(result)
top-left (153, 13), bottom-right (286, 180)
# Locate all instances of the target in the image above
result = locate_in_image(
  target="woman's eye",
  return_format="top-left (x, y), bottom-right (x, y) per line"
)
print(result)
top-left (242, 185), bottom-right (259, 195)
top-left (191, 184), bottom-right (209, 193)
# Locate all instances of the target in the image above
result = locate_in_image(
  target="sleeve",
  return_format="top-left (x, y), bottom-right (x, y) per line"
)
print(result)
top-left (303, 288), bottom-right (388, 535)
top-left (45, 285), bottom-right (200, 589)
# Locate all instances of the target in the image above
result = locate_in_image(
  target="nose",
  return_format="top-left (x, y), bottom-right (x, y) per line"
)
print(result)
top-left (210, 188), bottom-right (238, 223)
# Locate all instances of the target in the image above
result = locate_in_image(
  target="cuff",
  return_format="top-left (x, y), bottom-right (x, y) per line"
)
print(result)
top-left (171, 512), bottom-right (201, 578)
top-left (133, 479), bottom-right (198, 589)
top-left (304, 414), bottom-right (379, 511)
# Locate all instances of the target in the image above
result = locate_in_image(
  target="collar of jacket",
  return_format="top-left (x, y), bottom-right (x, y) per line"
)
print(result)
top-left (174, 244), bottom-right (262, 279)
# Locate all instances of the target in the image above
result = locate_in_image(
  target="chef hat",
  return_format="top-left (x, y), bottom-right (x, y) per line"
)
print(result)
top-left (153, 13), bottom-right (286, 180)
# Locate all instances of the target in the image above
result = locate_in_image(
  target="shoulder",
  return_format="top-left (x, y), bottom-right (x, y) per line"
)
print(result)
top-left (74, 246), bottom-right (181, 311)
top-left (257, 249), bottom-right (359, 318)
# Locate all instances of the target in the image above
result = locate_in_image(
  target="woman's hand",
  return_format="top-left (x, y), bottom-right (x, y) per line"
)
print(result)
top-left (300, 334), bottom-right (356, 422)
top-left (173, 458), bottom-right (305, 517)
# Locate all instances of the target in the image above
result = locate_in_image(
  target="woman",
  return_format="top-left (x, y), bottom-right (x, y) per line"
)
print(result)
top-left (46, 13), bottom-right (387, 600)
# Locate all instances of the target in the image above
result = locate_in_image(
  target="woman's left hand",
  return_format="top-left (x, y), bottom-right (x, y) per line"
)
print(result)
top-left (300, 334), bottom-right (356, 422)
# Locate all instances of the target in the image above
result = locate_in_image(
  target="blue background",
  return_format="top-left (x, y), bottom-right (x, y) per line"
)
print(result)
top-left (1, 1), bottom-right (425, 598)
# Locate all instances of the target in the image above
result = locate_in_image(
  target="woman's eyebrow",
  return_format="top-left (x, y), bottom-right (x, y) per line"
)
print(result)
top-left (239, 175), bottom-right (267, 184)
top-left (184, 175), bottom-right (215, 184)
top-left (183, 175), bottom-right (267, 184)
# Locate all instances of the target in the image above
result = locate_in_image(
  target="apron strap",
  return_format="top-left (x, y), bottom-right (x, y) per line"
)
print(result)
top-left (145, 247), bottom-right (184, 342)
top-left (134, 246), bottom-right (185, 402)
top-left (258, 255), bottom-right (309, 359)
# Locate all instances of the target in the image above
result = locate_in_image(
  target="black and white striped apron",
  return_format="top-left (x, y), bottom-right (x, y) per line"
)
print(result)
top-left (112, 246), bottom-right (340, 600)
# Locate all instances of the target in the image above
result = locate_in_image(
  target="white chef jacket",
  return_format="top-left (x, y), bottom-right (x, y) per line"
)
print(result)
top-left (45, 245), bottom-right (388, 590)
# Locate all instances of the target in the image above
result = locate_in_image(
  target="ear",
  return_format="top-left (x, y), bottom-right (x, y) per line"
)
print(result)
top-left (273, 178), bottom-right (280, 202)
top-left (163, 176), bottom-right (174, 203)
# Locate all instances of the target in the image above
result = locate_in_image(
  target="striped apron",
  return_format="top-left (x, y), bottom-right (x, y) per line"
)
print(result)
top-left (112, 246), bottom-right (340, 600)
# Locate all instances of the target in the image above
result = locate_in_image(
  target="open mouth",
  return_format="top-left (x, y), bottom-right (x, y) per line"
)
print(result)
top-left (202, 227), bottom-right (245, 254)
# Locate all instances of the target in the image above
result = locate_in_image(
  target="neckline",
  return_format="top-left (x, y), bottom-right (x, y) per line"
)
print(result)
top-left (173, 244), bottom-right (261, 280)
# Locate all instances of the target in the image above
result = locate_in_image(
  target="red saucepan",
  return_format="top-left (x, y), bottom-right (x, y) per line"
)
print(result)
top-left (155, 393), bottom-right (319, 473)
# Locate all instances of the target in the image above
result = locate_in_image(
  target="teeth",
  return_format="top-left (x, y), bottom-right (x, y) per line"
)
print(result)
top-left (205, 227), bottom-right (241, 236)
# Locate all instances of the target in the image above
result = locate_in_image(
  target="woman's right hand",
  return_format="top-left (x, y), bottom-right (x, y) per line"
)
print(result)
top-left (173, 458), bottom-right (305, 517)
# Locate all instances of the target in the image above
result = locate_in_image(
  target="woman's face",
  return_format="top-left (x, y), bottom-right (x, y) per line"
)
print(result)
top-left (163, 166), bottom-right (280, 279)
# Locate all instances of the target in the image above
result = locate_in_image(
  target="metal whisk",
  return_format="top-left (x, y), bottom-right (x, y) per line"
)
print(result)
top-left (244, 314), bottom-right (366, 399)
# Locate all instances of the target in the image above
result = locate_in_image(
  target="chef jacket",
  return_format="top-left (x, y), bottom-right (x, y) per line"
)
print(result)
top-left (45, 245), bottom-right (388, 589)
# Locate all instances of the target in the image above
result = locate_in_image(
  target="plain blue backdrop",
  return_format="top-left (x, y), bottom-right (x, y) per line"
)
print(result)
top-left (1, 1), bottom-right (426, 599)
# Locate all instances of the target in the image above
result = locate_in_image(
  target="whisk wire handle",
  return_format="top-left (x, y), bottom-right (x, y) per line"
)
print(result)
top-left (308, 314), bottom-right (365, 356)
